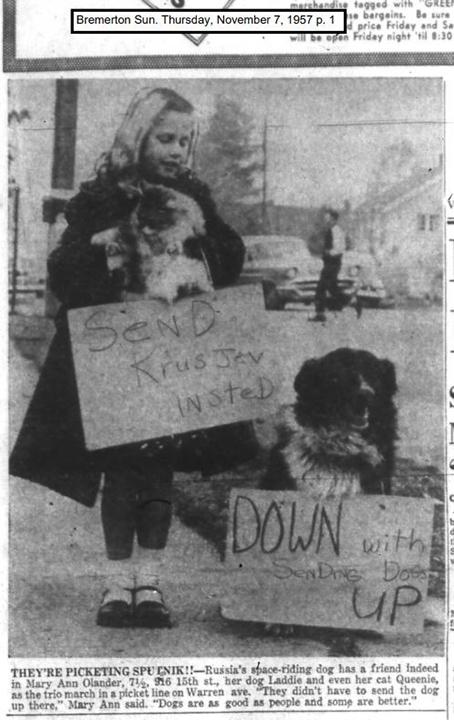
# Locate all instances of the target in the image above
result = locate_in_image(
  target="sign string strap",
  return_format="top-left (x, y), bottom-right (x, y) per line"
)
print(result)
top-left (200, 247), bottom-right (214, 287)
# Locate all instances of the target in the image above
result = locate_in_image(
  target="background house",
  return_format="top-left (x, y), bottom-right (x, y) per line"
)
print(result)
top-left (351, 159), bottom-right (443, 302)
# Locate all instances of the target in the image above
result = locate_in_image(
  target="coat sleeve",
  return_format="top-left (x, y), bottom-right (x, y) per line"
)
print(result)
top-left (47, 183), bottom-right (136, 308)
top-left (185, 178), bottom-right (245, 288)
top-left (48, 227), bottom-right (114, 309)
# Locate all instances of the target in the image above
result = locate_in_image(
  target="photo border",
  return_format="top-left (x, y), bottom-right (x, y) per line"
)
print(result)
top-left (3, 0), bottom-right (454, 72)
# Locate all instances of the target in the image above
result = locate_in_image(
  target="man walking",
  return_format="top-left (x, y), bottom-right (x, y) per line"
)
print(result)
top-left (311, 209), bottom-right (360, 322)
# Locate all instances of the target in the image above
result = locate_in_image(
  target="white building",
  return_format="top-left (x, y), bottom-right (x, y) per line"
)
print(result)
top-left (352, 161), bottom-right (443, 300)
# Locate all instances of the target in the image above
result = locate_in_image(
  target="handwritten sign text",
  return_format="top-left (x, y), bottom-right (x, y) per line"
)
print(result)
top-left (222, 492), bottom-right (435, 635)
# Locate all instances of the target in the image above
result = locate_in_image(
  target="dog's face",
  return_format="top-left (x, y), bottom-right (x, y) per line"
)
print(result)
top-left (293, 348), bottom-right (397, 435)
top-left (134, 185), bottom-right (183, 258)
top-left (115, 183), bottom-right (209, 299)
top-left (134, 184), bottom-right (205, 258)
top-left (136, 185), bottom-right (181, 232)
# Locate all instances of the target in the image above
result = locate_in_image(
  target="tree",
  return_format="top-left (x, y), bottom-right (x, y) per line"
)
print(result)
top-left (367, 140), bottom-right (423, 195)
top-left (196, 96), bottom-right (263, 207)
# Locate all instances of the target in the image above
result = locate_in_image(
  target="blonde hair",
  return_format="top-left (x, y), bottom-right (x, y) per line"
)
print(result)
top-left (96, 88), bottom-right (198, 190)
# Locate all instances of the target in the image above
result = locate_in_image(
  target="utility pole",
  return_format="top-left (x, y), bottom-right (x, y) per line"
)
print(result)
top-left (261, 119), bottom-right (269, 233)
top-left (10, 184), bottom-right (20, 314)
top-left (45, 79), bottom-right (79, 316)
top-left (51, 79), bottom-right (78, 190)
top-left (261, 119), bottom-right (286, 235)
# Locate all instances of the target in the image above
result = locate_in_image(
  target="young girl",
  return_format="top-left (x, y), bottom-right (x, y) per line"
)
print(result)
top-left (10, 87), bottom-right (250, 629)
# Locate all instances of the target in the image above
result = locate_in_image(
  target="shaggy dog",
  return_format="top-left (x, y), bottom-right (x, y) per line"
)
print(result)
top-left (257, 348), bottom-right (398, 652)
top-left (261, 348), bottom-right (397, 497)
top-left (98, 183), bottom-right (213, 303)
top-left (174, 348), bottom-right (397, 653)
top-left (174, 348), bottom-right (397, 554)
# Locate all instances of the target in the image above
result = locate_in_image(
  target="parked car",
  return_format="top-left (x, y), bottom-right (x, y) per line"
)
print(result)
top-left (241, 235), bottom-right (312, 279)
top-left (340, 251), bottom-right (394, 309)
top-left (240, 235), bottom-right (393, 310)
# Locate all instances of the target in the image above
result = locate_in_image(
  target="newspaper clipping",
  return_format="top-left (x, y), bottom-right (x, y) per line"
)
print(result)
top-left (4, 1), bottom-right (453, 719)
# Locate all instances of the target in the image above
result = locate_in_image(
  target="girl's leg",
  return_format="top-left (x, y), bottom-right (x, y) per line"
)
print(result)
top-left (134, 460), bottom-right (173, 627)
top-left (98, 469), bottom-right (138, 627)
top-left (101, 470), bottom-right (137, 560)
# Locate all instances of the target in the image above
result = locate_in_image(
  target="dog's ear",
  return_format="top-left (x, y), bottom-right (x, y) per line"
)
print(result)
top-left (294, 358), bottom-right (319, 398)
top-left (379, 359), bottom-right (397, 397)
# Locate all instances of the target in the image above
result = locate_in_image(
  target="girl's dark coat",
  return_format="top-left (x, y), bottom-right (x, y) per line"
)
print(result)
top-left (10, 172), bottom-right (255, 506)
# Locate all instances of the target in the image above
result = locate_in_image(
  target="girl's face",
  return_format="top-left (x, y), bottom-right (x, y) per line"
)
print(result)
top-left (140, 110), bottom-right (194, 181)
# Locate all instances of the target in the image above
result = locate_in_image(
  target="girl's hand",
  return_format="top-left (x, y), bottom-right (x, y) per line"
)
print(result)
top-left (91, 228), bottom-right (127, 272)
top-left (91, 227), bottom-right (121, 248)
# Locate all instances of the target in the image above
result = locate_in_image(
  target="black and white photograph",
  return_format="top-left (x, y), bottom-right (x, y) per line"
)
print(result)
top-left (8, 76), bottom-right (445, 662)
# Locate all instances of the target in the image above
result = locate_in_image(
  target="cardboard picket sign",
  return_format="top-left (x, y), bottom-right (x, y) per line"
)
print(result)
top-left (221, 491), bottom-right (435, 635)
top-left (68, 286), bottom-right (284, 451)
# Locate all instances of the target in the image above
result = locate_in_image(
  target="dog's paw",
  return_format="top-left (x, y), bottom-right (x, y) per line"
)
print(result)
top-left (264, 623), bottom-right (296, 638)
